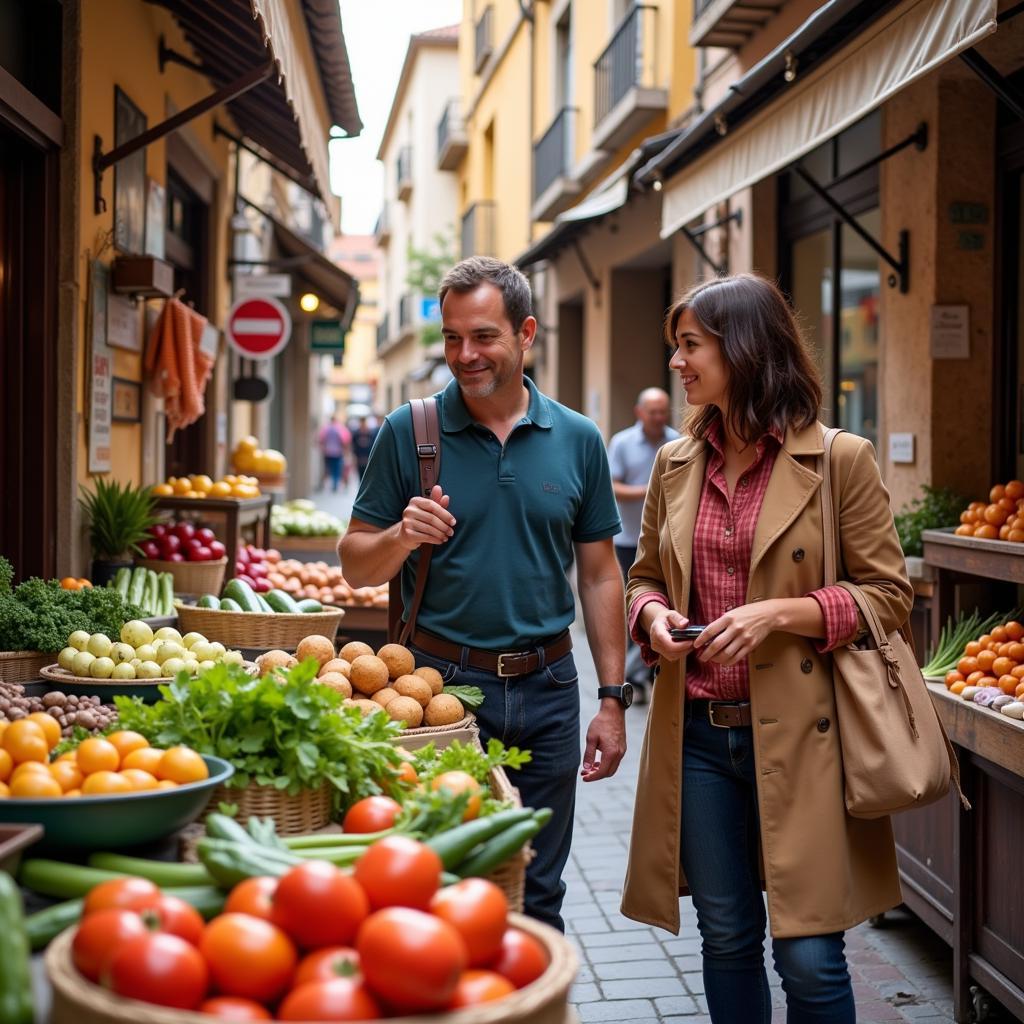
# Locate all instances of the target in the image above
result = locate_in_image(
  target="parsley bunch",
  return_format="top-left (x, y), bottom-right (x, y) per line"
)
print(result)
top-left (413, 737), bottom-right (532, 786)
top-left (114, 660), bottom-right (406, 809)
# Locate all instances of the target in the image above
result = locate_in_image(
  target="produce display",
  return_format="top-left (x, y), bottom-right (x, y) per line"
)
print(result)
top-left (232, 543), bottom-right (280, 591)
top-left (138, 522), bottom-right (227, 564)
top-left (0, 557), bottom-right (142, 655)
top-left (150, 474), bottom-right (262, 500)
top-left (196, 577), bottom-right (328, 613)
top-left (271, 499), bottom-right (345, 538)
top-left (0, 716), bottom-right (208, 798)
top-left (54, 621), bottom-right (245, 681)
top-left (265, 556), bottom-right (389, 608)
top-left (935, 615), bottom-right (1024, 719)
top-left (58, 578), bottom-right (93, 591)
top-left (953, 480), bottom-right (1024, 541)
top-left (0, 683), bottom-right (115, 738)
top-left (232, 434), bottom-right (288, 477)
top-left (106, 566), bottom-right (176, 618)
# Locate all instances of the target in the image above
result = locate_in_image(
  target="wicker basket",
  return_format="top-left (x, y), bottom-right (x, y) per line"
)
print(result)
top-left (400, 712), bottom-right (481, 742)
top-left (38, 661), bottom-right (257, 687)
top-left (137, 557), bottom-right (227, 595)
top-left (176, 604), bottom-right (344, 650)
top-left (0, 650), bottom-right (52, 683)
top-left (46, 912), bottom-right (576, 1024)
top-left (202, 779), bottom-right (332, 834)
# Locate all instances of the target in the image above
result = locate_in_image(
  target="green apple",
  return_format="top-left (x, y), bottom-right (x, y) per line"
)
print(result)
top-left (110, 642), bottom-right (135, 664)
top-left (155, 642), bottom-right (184, 665)
top-left (161, 657), bottom-right (187, 677)
top-left (120, 620), bottom-right (154, 648)
top-left (71, 651), bottom-right (95, 677)
top-left (137, 660), bottom-right (162, 679)
top-left (112, 662), bottom-right (137, 680)
top-left (183, 657), bottom-right (199, 674)
top-left (189, 641), bottom-right (214, 662)
top-left (155, 626), bottom-right (183, 644)
top-left (57, 647), bottom-right (78, 671)
top-left (86, 633), bottom-right (112, 658)
top-left (181, 632), bottom-right (206, 650)
top-left (222, 650), bottom-right (244, 666)
top-left (68, 630), bottom-right (91, 652)
top-left (90, 656), bottom-right (115, 679)
top-left (135, 644), bottom-right (157, 662)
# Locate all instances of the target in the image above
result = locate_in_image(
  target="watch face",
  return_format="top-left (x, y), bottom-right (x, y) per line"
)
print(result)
top-left (620, 682), bottom-right (634, 708)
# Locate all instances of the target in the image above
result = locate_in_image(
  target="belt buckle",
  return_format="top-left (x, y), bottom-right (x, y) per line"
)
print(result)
top-left (496, 652), bottom-right (521, 678)
top-left (707, 702), bottom-right (730, 728)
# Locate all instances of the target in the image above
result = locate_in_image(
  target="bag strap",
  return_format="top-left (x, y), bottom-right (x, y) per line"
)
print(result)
top-left (820, 426), bottom-right (843, 587)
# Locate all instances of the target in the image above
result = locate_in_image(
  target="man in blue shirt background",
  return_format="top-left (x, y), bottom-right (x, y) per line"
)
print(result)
top-left (341, 257), bottom-right (628, 932)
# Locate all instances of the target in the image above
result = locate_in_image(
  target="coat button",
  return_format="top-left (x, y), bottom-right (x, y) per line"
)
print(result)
top-left (792, 548), bottom-right (805, 562)
top-left (801, 658), bottom-right (813, 674)
top-left (817, 717), bottom-right (830, 733)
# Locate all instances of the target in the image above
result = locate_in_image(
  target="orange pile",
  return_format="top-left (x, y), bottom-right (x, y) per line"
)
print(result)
top-left (945, 620), bottom-right (1024, 698)
top-left (0, 720), bottom-right (208, 799)
top-left (151, 474), bottom-right (261, 500)
top-left (954, 480), bottom-right (1024, 541)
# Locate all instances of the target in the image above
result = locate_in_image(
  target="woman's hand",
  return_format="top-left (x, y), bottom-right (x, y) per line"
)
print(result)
top-left (694, 601), bottom-right (780, 666)
top-left (645, 606), bottom-right (696, 661)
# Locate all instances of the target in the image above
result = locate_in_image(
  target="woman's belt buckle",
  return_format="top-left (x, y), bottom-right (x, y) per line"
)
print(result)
top-left (707, 700), bottom-right (752, 728)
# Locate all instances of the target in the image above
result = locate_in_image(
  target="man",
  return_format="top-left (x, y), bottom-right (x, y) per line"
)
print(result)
top-left (351, 415), bottom-right (379, 482)
top-left (340, 256), bottom-right (629, 932)
top-left (607, 388), bottom-right (679, 701)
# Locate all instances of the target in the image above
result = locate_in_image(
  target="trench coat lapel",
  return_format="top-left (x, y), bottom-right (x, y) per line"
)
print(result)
top-left (660, 445), bottom-right (707, 602)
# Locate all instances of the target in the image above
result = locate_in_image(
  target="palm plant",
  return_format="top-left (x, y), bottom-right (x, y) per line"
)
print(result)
top-left (78, 479), bottom-right (159, 561)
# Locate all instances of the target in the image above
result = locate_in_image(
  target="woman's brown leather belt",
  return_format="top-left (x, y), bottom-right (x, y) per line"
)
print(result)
top-left (411, 629), bottom-right (573, 678)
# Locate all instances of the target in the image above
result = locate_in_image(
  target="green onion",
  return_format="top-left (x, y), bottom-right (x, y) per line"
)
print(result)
top-left (922, 607), bottom-right (1024, 677)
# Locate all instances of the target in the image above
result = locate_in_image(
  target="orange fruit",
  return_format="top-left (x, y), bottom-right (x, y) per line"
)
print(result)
top-left (1009, 530), bottom-right (1024, 543)
top-left (209, 481), bottom-right (232, 498)
top-left (0, 782), bottom-right (8, 798)
top-left (1005, 621), bottom-right (1024, 641)
top-left (998, 675), bottom-right (1018, 695)
top-left (985, 504), bottom-right (1009, 526)
top-left (0, 749), bottom-right (11, 783)
top-left (56, 750), bottom-right (78, 762)
top-left (121, 747), bottom-right (165, 774)
top-left (173, 478), bottom-right (191, 496)
top-left (120, 769), bottom-right (159, 791)
top-left (9, 772), bottom-right (62, 798)
top-left (151, 483), bottom-right (174, 497)
top-left (1001, 525), bottom-right (1012, 541)
top-left (949, 681), bottom-right (967, 695)
top-left (81, 771), bottom-right (132, 795)
top-left (955, 525), bottom-right (974, 537)
top-left (156, 779), bottom-right (178, 790)
top-left (964, 641), bottom-right (982, 658)
top-left (991, 484), bottom-right (1007, 503)
top-left (992, 626), bottom-right (1009, 643)
top-left (977, 676), bottom-right (999, 688)
top-left (1012, 665), bottom-right (1024, 680)
top-left (26, 712), bottom-right (61, 750)
top-left (993, 657), bottom-right (1014, 678)
top-left (49, 761), bottom-right (83, 792)
top-left (63, 788), bottom-right (81, 798)
top-left (974, 524), bottom-right (999, 539)
top-left (965, 671), bottom-right (985, 687)
top-left (10, 761), bottom-right (51, 781)
top-left (957, 657), bottom-right (979, 677)
top-left (1006, 480), bottom-right (1024, 500)
top-left (157, 747), bottom-right (209, 784)
top-left (2, 720), bottom-right (49, 764)
top-left (106, 730), bottom-right (149, 765)
top-left (997, 642), bottom-right (1014, 658)
top-left (977, 650), bottom-right (997, 672)
top-left (76, 737), bottom-right (120, 775)
top-left (1017, 680), bottom-right (1024, 697)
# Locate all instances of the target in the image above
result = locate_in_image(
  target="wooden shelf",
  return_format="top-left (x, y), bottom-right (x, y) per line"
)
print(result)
top-left (153, 494), bottom-right (273, 573)
top-left (922, 527), bottom-right (1024, 585)
top-left (926, 681), bottom-right (1024, 778)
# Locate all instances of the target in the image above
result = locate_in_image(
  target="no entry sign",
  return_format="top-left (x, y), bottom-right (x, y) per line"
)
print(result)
top-left (226, 295), bottom-right (292, 360)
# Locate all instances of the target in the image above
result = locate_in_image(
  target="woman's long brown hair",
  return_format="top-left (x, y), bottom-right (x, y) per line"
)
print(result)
top-left (665, 274), bottom-right (822, 444)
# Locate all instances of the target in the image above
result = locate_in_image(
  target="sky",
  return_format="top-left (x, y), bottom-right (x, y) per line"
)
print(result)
top-left (329, 0), bottom-right (464, 236)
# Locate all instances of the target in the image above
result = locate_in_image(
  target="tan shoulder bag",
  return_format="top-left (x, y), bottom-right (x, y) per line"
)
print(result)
top-left (821, 427), bottom-right (967, 818)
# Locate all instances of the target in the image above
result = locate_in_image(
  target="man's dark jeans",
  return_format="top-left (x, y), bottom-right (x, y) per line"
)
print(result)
top-left (409, 641), bottom-right (580, 932)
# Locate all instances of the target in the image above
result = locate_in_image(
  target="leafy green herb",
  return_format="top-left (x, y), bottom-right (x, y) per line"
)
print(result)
top-left (114, 660), bottom-right (406, 810)
top-left (441, 685), bottom-right (485, 710)
top-left (413, 738), bottom-right (531, 786)
top-left (894, 485), bottom-right (965, 558)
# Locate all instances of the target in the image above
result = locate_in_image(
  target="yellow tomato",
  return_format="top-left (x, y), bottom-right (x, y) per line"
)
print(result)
top-left (223, 474), bottom-right (239, 485)
top-left (173, 478), bottom-right (192, 496)
top-left (26, 712), bottom-right (61, 750)
top-left (121, 747), bottom-right (165, 774)
top-left (10, 773), bottom-right (62, 798)
top-left (151, 483), bottom-right (174, 496)
top-left (3, 720), bottom-right (49, 764)
top-left (0, 781), bottom-right (9, 798)
top-left (209, 481), bottom-right (232, 498)
top-left (82, 771), bottom-right (131, 795)
top-left (76, 737), bottom-right (120, 775)
top-left (49, 761), bottom-right (83, 792)
top-left (191, 475), bottom-right (214, 494)
top-left (0, 749), bottom-right (11, 782)
top-left (157, 746), bottom-right (209, 784)
top-left (121, 768), bottom-right (159, 791)
top-left (107, 730), bottom-right (149, 765)
top-left (156, 779), bottom-right (178, 790)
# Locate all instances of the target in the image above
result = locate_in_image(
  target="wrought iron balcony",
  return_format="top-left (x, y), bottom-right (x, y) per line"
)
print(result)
top-left (592, 3), bottom-right (666, 152)
top-left (691, 0), bottom-right (784, 50)
top-left (376, 313), bottom-right (390, 351)
top-left (461, 201), bottom-right (497, 259)
top-left (532, 107), bottom-right (581, 222)
top-left (396, 146), bottom-right (413, 201)
top-left (437, 99), bottom-right (468, 171)
top-left (474, 5), bottom-right (494, 73)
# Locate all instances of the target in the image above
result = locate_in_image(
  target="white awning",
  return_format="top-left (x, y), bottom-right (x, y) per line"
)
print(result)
top-left (660, 0), bottom-right (997, 238)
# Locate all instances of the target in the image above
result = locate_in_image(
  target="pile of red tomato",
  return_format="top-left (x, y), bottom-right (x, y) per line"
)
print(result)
top-left (70, 836), bottom-right (549, 1020)
top-left (140, 522), bottom-right (227, 563)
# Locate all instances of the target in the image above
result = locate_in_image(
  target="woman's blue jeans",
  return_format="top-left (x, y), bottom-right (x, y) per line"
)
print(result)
top-left (680, 703), bottom-right (856, 1024)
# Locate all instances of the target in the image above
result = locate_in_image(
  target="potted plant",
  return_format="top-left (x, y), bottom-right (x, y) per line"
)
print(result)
top-left (78, 479), bottom-right (160, 586)
top-left (894, 484), bottom-right (965, 580)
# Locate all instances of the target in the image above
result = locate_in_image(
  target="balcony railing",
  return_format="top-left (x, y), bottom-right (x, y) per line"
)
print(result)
top-left (399, 293), bottom-right (416, 330)
top-left (474, 5), bottom-right (494, 74)
top-left (376, 313), bottom-right (390, 351)
top-left (533, 107), bottom-right (576, 202)
top-left (437, 99), bottom-right (468, 170)
top-left (396, 146), bottom-right (413, 201)
top-left (594, 4), bottom-right (657, 128)
top-left (461, 201), bottom-right (497, 259)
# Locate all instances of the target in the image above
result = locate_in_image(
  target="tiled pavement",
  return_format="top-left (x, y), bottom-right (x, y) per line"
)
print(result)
top-left (567, 625), bottom-right (957, 1023)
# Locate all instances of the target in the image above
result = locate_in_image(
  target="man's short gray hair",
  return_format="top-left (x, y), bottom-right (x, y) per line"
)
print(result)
top-left (438, 256), bottom-right (534, 332)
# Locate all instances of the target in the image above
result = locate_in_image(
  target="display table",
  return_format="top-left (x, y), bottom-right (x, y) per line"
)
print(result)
top-left (335, 603), bottom-right (388, 649)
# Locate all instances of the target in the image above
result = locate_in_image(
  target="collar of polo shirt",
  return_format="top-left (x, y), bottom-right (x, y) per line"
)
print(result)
top-left (440, 376), bottom-right (554, 433)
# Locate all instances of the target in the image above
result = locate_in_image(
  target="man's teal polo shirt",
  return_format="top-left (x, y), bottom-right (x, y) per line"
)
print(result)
top-left (351, 377), bottom-right (621, 649)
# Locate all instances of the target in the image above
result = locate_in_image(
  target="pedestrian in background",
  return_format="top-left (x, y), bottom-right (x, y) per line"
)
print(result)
top-left (317, 414), bottom-right (351, 492)
top-left (607, 387), bottom-right (679, 702)
top-left (352, 414), bottom-right (379, 482)
top-left (341, 256), bottom-right (628, 933)
top-left (622, 274), bottom-right (913, 1024)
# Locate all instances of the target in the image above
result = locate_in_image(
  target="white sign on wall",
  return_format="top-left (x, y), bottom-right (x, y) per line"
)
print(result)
top-left (236, 273), bottom-right (292, 299)
top-left (889, 433), bottom-right (915, 465)
top-left (88, 261), bottom-right (113, 473)
top-left (930, 305), bottom-right (970, 359)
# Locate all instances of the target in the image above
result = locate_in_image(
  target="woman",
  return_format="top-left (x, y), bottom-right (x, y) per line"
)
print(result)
top-left (621, 274), bottom-right (913, 1024)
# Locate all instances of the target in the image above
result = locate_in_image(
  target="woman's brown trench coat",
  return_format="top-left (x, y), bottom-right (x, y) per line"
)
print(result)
top-left (621, 421), bottom-right (915, 938)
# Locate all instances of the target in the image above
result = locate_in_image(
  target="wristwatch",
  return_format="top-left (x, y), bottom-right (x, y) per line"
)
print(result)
top-left (597, 683), bottom-right (633, 708)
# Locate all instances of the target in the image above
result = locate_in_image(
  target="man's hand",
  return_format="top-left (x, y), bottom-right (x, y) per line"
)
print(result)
top-left (398, 484), bottom-right (455, 551)
top-left (694, 601), bottom-right (779, 666)
top-left (580, 703), bottom-right (626, 782)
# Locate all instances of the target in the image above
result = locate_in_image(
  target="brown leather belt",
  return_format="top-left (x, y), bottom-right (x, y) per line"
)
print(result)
top-left (411, 629), bottom-right (572, 678)
top-left (690, 699), bottom-right (753, 728)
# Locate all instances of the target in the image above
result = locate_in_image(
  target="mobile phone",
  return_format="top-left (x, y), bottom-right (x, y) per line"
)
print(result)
top-left (669, 625), bottom-right (706, 642)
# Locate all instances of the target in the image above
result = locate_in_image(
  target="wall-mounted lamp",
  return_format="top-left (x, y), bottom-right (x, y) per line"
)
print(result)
top-left (714, 113), bottom-right (728, 137)
top-left (783, 51), bottom-right (798, 83)
top-left (652, 177), bottom-right (663, 192)
top-left (300, 292), bottom-right (320, 313)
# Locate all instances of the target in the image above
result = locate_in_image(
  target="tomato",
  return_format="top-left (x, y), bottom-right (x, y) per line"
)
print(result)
top-left (152, 893), bottom-right (205, 945)
top-left (103, 931), bottom-right (209, 1009)
top-left (49, 760), bottom-right (83, 792)
top-left (72, 909), bottom-right (147, 981)
top-left (271, 861), bottom-right (369, 948)
top-left (449, 969), bottom-right (516, 1007)
top-left (82, 770), bottom-right (132, 795)
top-left (430, 878), bottom-right (508, 967)
top-left (353, 836), bottom-right (441, 911)
top-left (278, 979), bottom-right (382, 1021)
top-left (294, 947), bottom-right (361, 987)
top-left (197, 997), bottom-right (272, 1020)
top-left (9, 772), bottom-right (62, 797)
top-left (199, 913), bottom-right (297, 1002)
top-left (225, 876), bottom-right (278, 921)
top-left (84, 877), bottom-right (160, 916)
top-left (357, 907), bottom-right (467, 1012)
top-left (106, 729), bottom-right (149, 763)
top-left (342, 796), bottom-right (402, 834)
top-left (121, 747), bottom-right (165, 774)
top-left (2, 720), bottom-right (48, 764)
top-left (431, 770), bottom-right (481, 820)
top-left (158, 746), bottom-right (209, 784)
top-left (26, 712), bottom-right (60, 750)
top-left (76, 737), bottom-right (120, 774)
top-left (490, 927), bottom-right (549, 989)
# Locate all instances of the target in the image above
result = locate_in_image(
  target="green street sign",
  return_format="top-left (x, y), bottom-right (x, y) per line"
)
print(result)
top-left (310, 319), bottom-right (345, 353)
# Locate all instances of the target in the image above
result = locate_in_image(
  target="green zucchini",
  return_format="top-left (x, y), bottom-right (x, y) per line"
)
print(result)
top-left (18, 859), bottom-right (127, 899)
top-left (425, 808), bottom-right (536, 870)
top-left (112, 567), bottom-right (131, 597)
top-left (197, 593), bottom-right (221, 609)
top-left (206, 812), bottom-right (259, 845)
top-left (455, 815), bottom-right (547, 878)
top-left (0, 870), bottom-right (34, 1024)
top-left (196, 837), bottom-right (303, 888)
top-left (296, 598), bottom-right (324, 613)
top-left (219, 597), bottom-right (242, 612)
top-left (128, 566), bottom-right (148, 606)
top-left (86, 853), bottom-right (212, 887)
top-left (264, 589), bottom-right (300, 614)
top-left (222, 578), bottom-right (260, 612)
top-left (254, 593), bottom-right (273, 613)
top-left (160, 572), bottom-right (175, 615)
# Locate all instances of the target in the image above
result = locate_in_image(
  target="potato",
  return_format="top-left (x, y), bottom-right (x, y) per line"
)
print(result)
top-left (340, 641), bottom-right (374, 662)
top-left (349, 655), bottom-right (389, 695)
top-left (372, 687), bottom-right (400, 708)
top-left (351, 698), bottom-right (384, 716)
top-left (394, 674), bottom-right (432, 708)
top-left (318, 672), bottom-right (352, 698)
top-left (296, 634), bottom-right (335, 667)
top-left (256, 650), bottom-right (297, 677)
top-left (377, 643), bottom-right (415, 680)
top-left (413, 666), bottom-right (445, 696)
top-left (386, 695), bottom-right (424, 728)
top-left (424, 693), bottom-right (465, 726)
top-left (318, 658), bottom-right (351, 679)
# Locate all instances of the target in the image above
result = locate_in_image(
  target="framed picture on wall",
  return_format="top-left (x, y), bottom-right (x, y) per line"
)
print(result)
top-left (113, 87), bottom-right (147, 254)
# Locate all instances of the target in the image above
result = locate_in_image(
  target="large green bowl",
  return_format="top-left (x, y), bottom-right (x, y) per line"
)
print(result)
top-left (0, 755), bottom-right (233, 851)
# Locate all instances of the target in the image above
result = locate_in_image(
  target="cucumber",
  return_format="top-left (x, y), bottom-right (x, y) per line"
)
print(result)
top-left (219, 597), bottom-right (242, 612)
top-left (0, 870), bottom-right (34, 1024)
top-left (425, 808), bottom-right (536, 870)
top-left (455, 811), bottom-right (551, 878)
top-left (197, 594), bottom-right (221, 609)
top-left (18, 859), bottom-right (127, 899)
top-left (112, 567), bottom-right (131, 597)
top-left (254, 593), bottom-right (273, 613)
top-left (160, 572), bottom-right (175, 615)
top-left (222, 578), bottom-right (260, 612)
top-left (86, 853), bottom-right (212, 887)
top-left (265, 589), bottom-right (300, 614)
top-left (128, 566), bottom-right (148, 606)
top-left (296, 599), bottom-right (324, 613)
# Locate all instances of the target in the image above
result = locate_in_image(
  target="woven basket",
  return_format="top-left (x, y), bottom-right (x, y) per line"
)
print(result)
top-left (400, 712), bottom-right (481, 741)
top-left (137, 557), bottom-right (227, 595)
top-left (46, 912), bottom-right (576, 1024)
top-left (202, 779), bottom-right (332, 834)
top-left (39, 661), bottom-right (257, 686)
top-left (0, 650), bottom-right (52, 683)
top-left (176, 604), bottom-right (344, 650)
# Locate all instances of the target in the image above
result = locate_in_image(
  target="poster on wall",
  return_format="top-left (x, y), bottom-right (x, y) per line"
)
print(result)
top-left (88, 261), bottom-right (113, 473)
top-left (113, 87), bottom-right (148, 255)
